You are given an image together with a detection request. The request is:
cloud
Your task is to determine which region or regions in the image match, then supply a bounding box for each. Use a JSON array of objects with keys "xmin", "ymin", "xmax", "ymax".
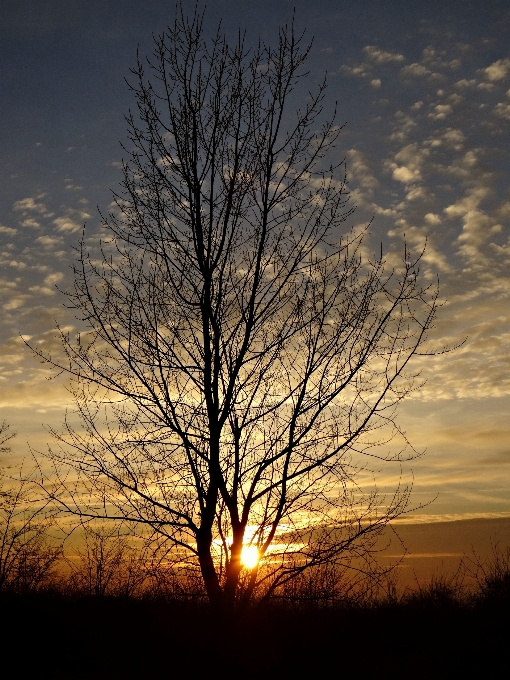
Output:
[
  {"xmin": 0, "ymin": 277, "xmax": 18, "ymax": 289},
  {"xmin": 53, "ymin": 208, "xmax": 91, "ymax": 234},
  {"xmin": 44, "ymin": 272, "xmax": 64, "ymax": 286},
  {"xmin": 392, "ymin": 166, "xmax": 418, "ymax": 183},
  {"xmin": 53, "ymin": 216, "xmax": 82, "ymax": 233},
  {"xmin": 341, "ymin": 62, "xmax": 371, "ymax": 79},
  {"xmin": 342, "ymin": 46, "xmax": 405, "ymax": 83},
  {"xmin": 35, "ymin": 235, "xmax": 63, "ymax": 248},
  {"xmin": 25, "ymin": 272, "xmax": 64, "ymax": 297},
  {"xmin": 494, "ymin": 102, "xmax": 510, "ymax": 121},
  {"xmin": 442, "ymin": 149, "xmax": 483, "ymax": 180},
  {"xmin": 388, "ymin": 111, "xmax": 418, "ymax": 143},
  {"xmin": 387, "ymin": 221, "xmax": 452, "ymax": 273},
  {"xmin": 424, "ymin": 213, "xmax": 441, "ymax": 225},
  {"xmin": 28, "ymin": 286, "xmax": 56, "ymax": 296},
  {"xmin": 408, "ymin": 335, "xmax": 510, "ymax": 401},
  {"xmin": 405, "ymin": 186, "xmax": 429, "ymax": 201},
  {"xmin": 386, "ymin": 143, "xmax": 427, "ymax": 185},
  {"xmin": 13, "ymin": 196, "xmax": 91, "ymax": 236},
  {"xmin": 495, "ymin": 202, "xmax": 510, "ymax": 220},
  {"xmin": 428, "ymin": 104, "xmax": 453, "ymax": 120},
  {"xmin": 64, "ymin": 179, "xmax": 83, "ymax": 191},
  {"xmin": 400, "ymin": 63, "xmax": 431, "ymax": 78},
  {"xmin": 0, "ymin": 225, "xmax": 17, "ymax": 236},
  {"xmin": 19, "ymin": 218, "xmax": 41, "ymax": 229},
  {"xmin": 421, "ymin": 46, "xmax": 461, "ymax": 71},
  {"xmin": 13, "ymin": 195, "xmax": 48, "ymax": 214},
  {"xmin": 446, "ymin": 93, "xmax": 463, "ymax": 106},
  {"xmin": 13, "ymin": 195, "xmax": 54, "ymax": 230},
  {"xmin": 455, "ymin": 210, "xmax": 502, "ymax": 262},
  {"xmin": 444, "ymin": 187, "xmax": 504, "ymax": 264},
  {"xmin": 6, "ymin": 260, "xmax": 27, "ymax": 270},
  {"xmin": 362, "ymin": 46, "xmax": 404, "ymax": 64},
  {"xmin": 445, "ymin": 186, "xmax": 491, "ymax": 219},
  {"xmin": 346, "ymin": 149, "xmax": 380, "ymax": 194},
  {"xmin": 454, "ymin": 79, "xmax": 476, "ymax": 89},
  {"xmin": 479, "ymin": 57, "xmax": 510, "ymax": 82},
  {"xmin": 442, "ymin": 128, "xmax": 465, "ymax": 149},
  {"xmin": 424, "ymin": 128, "xmax": 466, "ymax": 151},
  {"xmin": 0, "ymin": 373, "xmax": 72, "ymax": 410},
  {"xmin": 2, "ymin": 295, "xmax": 28, "ymax": 311},
  {"xmin": 0, "ymin": 334, "xmax": 31, "ymax": 367}
]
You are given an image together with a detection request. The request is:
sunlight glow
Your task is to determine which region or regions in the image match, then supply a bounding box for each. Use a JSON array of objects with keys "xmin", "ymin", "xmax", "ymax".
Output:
[{"xmin": 240, "ymin": 545, "xmax": 259, "ymax": 569}]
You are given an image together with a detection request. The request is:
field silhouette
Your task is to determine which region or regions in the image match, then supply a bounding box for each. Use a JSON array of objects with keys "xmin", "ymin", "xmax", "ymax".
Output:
[{"xmin": 2, "ymin": 526, "xmax": 509, "ymax": 678}]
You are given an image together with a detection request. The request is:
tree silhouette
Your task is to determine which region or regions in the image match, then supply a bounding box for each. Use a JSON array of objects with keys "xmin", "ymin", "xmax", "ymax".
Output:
[
  {"xmin": 65, "ymin": 524, "xmax": 149, "ymax": 598},
  {"xmin": 35, "ymin": 8, "xmax": 439, "ymax": 614},
  {"xmin": 0, "ymin": 423, "xmax": 61, "ymax": 592}
]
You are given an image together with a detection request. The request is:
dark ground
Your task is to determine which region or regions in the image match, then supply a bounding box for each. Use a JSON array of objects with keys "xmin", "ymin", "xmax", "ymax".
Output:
[{"xmin": 1, "ymin": 591, "xmax": 509, "ymax": 679}]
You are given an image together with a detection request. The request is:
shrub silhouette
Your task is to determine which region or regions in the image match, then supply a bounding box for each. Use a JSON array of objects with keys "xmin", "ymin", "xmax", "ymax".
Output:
[
  {"xmin": 65, "ymin": 524, "xmax": 149, "ymax": 598},
  {"xmin": 472, "ymin": 543, "xmax": 510, "ymax": 605},
  {"xmin": 0, "ymin": 424, "xmax": 61, "ymax": 593}
]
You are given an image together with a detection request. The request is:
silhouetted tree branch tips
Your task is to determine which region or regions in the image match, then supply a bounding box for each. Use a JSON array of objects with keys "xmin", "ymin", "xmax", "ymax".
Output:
[
  {"xmin": 32, "ymin": 7, "xmax": 439, "ymax": 613},
  {"xmin": 0, "ymin": 425, "xmax": 61, "ymax": 593}
]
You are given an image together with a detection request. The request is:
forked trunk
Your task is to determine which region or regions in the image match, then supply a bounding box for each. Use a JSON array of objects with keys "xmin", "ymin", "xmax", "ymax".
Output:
[{"xmin": 199, "ymin": 538, "xmax": 246, "ymax": 619}]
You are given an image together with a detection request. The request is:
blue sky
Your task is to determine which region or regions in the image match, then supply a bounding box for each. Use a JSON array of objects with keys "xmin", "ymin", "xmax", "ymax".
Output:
[{"xmin": 1, "ymin": 0, "xmax": 509, "ymax": 521}]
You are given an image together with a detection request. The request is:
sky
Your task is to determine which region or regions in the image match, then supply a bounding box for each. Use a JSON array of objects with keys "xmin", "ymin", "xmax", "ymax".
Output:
[{"xmin": 1, "ymin": 0, "xmax": 509, "ymax": 524}]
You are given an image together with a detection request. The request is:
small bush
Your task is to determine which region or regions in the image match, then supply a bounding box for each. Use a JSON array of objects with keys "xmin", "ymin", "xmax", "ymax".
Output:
[{"xmin": 472, "ymin": 543, "xmax": 510, "ymax": 605}]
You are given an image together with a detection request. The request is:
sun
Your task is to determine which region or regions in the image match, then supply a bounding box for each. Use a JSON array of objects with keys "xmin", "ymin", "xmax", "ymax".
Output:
[{"xmin": 240, "ymin": 545, "xmax": 259, "ymax": 569}]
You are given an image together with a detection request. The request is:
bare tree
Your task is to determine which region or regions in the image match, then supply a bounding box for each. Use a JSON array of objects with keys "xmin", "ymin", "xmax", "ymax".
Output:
[
  {"xmin": 0, "ymin": 424, "xmax": 61, "ymax": 592},
  {"xmin": 0, "ymin": 421, "xmax": 14, "ymax": 457},
  {"xmin": 35, "ymin": 7, "xmax": 439, "ymax": 614},
  {"xmin": 65, "ymin": 524, "xmax": 149, "ymax": 597}
]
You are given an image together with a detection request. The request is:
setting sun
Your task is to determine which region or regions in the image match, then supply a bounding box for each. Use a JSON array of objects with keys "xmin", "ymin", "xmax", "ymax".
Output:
[{"xmin": 240, "ymin": 545, "xmax": 259, "ymax": 569}]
